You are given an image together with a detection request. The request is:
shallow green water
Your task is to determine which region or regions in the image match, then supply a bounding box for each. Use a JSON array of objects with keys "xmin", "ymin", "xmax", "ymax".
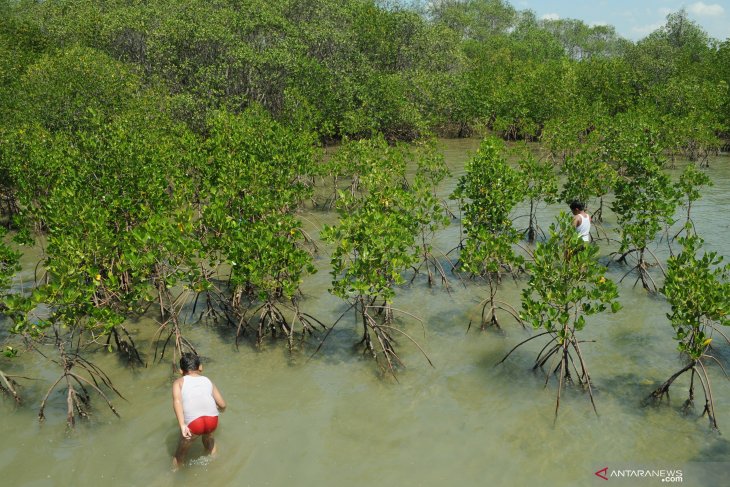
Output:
[{"xmin": 1, "ymin": 140, "xmax": 729, "ymax": 487}]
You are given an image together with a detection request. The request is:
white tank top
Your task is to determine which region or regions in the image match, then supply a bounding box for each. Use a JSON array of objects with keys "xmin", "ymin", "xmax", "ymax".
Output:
[
  {"xmin": 576, "ymin": 213, "xmax": 591, "ymax": 242},
  {"xmin": 181, "ymin": 375, "xmax": 219, "ymax": 424}
]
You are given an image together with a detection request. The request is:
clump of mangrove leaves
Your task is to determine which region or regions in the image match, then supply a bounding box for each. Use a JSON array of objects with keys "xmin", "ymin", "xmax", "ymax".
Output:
[
  {"xmin": 200, "ymin": 108, "xmax": 322, "ymax": 350},
  {"xmin": 649, "ymin": 231, "xmax": 729, "ymax": 431},
  {"xmin": 672, "ymin": 164, "xmax": 713, "ymax": 241},
  {"xmin": 321, "ymin": 136, "xmax": 436, "ymax": 374},
  {"xmin": 609, "ymin": 119, "xmax": 679, "ymax": 292},
  {"xmin": 501, "ymin": 214, "xmax": 621, "ymax": 417},
  {"xmin": 515, "ymin": 146, "xmax": 558, "ymax": 243},
  {"xmin": 451, "ymin": 137, "xmax": 524, "ymax": 329}
]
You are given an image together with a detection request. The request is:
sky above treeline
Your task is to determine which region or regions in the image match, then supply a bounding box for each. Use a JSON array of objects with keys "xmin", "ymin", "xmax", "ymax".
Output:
[
  {"xmin": 404, "ymin": 1, "xmax": 730, "ymax": 42},
  {"xmin": 520, "ymin": 0, "xmax": 730, "ymax": 41}
]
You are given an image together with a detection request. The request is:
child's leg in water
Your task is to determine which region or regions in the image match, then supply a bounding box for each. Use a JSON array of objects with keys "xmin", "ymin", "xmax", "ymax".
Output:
[
  {"xmin": 202, "ymin": 433, "xmax": 217, "ymax": 456},
  {"xmin": 172, "ymin": 435, "xmax": 195, "ymax": 470}
]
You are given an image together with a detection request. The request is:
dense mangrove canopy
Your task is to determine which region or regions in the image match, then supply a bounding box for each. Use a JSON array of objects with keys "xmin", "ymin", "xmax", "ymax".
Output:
[
  {"xmin": 0, "ymin": 0, "xmax": 728, "ymax": 140},
  {"xmin": 0, "ymin": 0, "xmax": 729, "ymax": 429}
]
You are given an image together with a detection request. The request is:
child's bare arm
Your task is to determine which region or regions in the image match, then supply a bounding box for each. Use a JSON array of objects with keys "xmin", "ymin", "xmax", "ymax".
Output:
[
  {"xmin": 572, "ymin": 214, "xmax": 581, "ymax": 227},
  {"xmin": 172, "ymin": 379, "xmax": 191, "ymax": 438},
  {"xmin": 212, "ymin": 384, "xmax": 226, "ymax": 411}
]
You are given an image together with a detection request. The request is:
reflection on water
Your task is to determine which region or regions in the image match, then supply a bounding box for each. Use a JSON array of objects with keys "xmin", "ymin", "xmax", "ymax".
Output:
[{"xmin": 1, "ymin": 140, "xmax": 728, "ymax": 487}]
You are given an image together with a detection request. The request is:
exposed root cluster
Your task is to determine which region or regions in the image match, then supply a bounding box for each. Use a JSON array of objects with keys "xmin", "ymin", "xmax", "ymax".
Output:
[
  {"xmin": 38, "ymin": 331, "xmax": 123, "ymax": 427},
  {"xmin": 498, "ymin": 329, "xmax": 597, "ymax": 419},
  {"xmin": 647, "ymin": 360, "xmax": 720, "ymax": 431}
]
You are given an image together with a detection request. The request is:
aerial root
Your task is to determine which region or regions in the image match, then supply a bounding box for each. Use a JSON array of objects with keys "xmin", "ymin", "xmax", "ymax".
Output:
[
  {"xmin": 0, "ymin": 369, "xmax": 21, "ymax": 404},
  {"xmin": 647, "ymin": 361, "xmax": 695, "ymax": 404}
]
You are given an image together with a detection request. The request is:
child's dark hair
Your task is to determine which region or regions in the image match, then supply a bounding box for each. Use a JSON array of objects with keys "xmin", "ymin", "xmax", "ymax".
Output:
[
  {"xmin": 180, "ymin": 353, "xmax": 201, "ymax": 374},
  {"xmin": 569, "ymin": 200, "xmax": 585, "ymax": 212}
]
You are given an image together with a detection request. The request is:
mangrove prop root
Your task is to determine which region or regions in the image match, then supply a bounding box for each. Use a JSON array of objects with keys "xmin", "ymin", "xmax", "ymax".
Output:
[
  {"xmin": 572, "ymin": 339, "xmax": 598, "ymax": 414},
  {"xmin": 498, "ymin": 331, "xmax": 597, "ymax": 418},
  {"xmin": 362, "ymin": 306, "xmax": 398, "ymax": 374},
  {"xmin": 646, "ymin": 360, "xmax": 721, "ymax": 429},
  {"xmin": 207, "ymin": 286, "xmax": 326, "ymax": 350},
  {"xmin": 615, "ymin": 248, "xmax": 660, "ymax": 293},
  {"xmin": 696, "ymin": 360, "xmax": 719, "ymax": 430},
  {"xmin": 681, "ymin": 369, "xmax": 696, "ymax": 414},
  {"xmin": 107, "ymin": 326, "xmax": 145, "ymax": 366},
  {"xmin": 0, "ymin": 369, "xmax": 21, "ymax": 404},
  {"xmin": 495, "ymin": 331, "xmax": 553, "ymax": 366},
  {"xmin": 648, "ymin": 361, "xmax": 695, "ymax": 402},
  {"xmin": 308, "ymin": 302, "xmax": 357, "ymax": 361},
  {"xmin": 39, "ymin": 347, "xmax": 123, "ymax": 426}
]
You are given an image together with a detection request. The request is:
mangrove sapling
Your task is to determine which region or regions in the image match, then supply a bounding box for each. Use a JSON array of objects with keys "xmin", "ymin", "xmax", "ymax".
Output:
[
  {"xmin": 671, "ymin": 164, "xmax": 712, "ymax": 241},
  {"xmin": 114, "ymin": 205, "xmax": 205, "ymax": 366},
  {"xmin": 461, "ymin": 230, "xmax": 525, "ymax": 330},
  {"xmin": 501, "ymin": 214, "xmax": 621, "ymax": 418},
  {"xmin": 200, "ymin": 110, "xmax": 321, "ymax": 350},
  {"xmin": 199, "ymin": 213, "xmax": 323, "ymax": 351},
  {"xmin": 322, "ymin": 135, "xmax": 409, "ymax": 205},
  {"xmin": 3, "ymin": 264, "xmax": 132, "ymax": 424},
  {"xmin": 516, "ymin": 148, "xmax": 558, "ymax": 243},
  {"xmin": 408, "ymin": 139, "xmax": 452, "ymax": 288},
  {"xmin": 223, "ymin": 216, "xmax": 322, "ymax": 350},
  {"xmin": 323, "ymin": 191, "xmax": 419, "ymax": 372},
  {"xmin": 648, "ymin": 232, "xmax": 729, "ymax": 430},
  {"xmin": 610, "ymin": 156, "xmax": 679, "ymax": 292},
  {"xmin": 322, "ymin": 147, "xmax": 432, "ymax": 374},
  {"xmin": 3, "ymin": 111, "xmax": 205, "ymax": 367},
  {"xmin": 451, "ymin": 137, "xmax": 525, "ymax": 329}
]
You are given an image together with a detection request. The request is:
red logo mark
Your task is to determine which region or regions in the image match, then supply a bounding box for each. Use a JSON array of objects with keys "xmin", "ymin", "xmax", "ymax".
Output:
[{"xmin": 595, "ymin": 467, "xmax": 609, "ymax": 480}]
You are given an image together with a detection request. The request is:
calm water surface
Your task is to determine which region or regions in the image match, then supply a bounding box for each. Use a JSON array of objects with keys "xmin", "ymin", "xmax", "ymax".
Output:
[{"xmin": 1, "ymin": 139, "xmax": 729, "ymax": 487}]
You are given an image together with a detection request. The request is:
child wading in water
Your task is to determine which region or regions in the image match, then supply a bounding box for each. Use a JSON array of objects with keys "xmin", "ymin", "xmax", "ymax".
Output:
[
  {"xmin": 570, "ymin": 200, "xmax": 591, "ymax": 243},
  {"xmin": 172, "ymin": 353, "xmax": 226, "ymax": 470}
]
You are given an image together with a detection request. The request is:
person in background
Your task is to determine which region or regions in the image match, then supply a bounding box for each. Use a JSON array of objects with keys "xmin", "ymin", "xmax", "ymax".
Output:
[
  {"xmin": 172, "ymin": 353, "xmax": 226, "ymax": 470},
  {"xmin": 570, "ymin": 200, "xmax": 591, "ymax": 243}
]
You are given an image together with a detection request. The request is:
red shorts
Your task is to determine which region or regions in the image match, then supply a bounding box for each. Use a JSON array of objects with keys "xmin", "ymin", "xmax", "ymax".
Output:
[{"xmin": 188, "ymin": 416, "xmax": 218, "ymax": 436}]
